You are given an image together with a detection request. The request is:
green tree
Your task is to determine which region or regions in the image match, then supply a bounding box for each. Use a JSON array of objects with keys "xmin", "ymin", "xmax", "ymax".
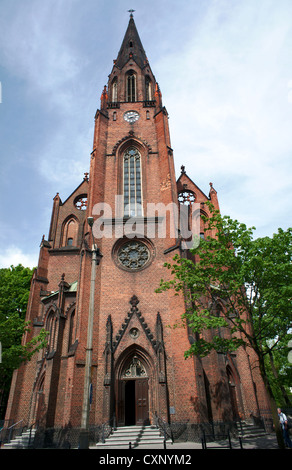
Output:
[
  {"xmin": 265, "ymin": 347, "xmax": 292, "ymax": 407},
  {"xmin": 0, "ymin": 265, "xmax": 48, "ymax": 418},
  {"xmin": 156, "ymin": 203, "xmax": 292, "ymax": 448}
]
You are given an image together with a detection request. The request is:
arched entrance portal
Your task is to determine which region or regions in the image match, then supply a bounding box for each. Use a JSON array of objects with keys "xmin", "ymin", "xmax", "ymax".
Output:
[{"xmin": 116, "ymin": 351, "xmax": 151, "ymax": 426}]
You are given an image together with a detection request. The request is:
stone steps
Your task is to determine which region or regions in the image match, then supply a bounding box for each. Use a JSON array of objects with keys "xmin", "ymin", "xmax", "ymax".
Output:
[
  {"xmin": 237, "ymin": 421, "xmax": 267, "ymax": 439},
  {"xmin": 95, "ymin": 425, "xmax": 171, "ymax": 449},
  {"xmin": 3, "ymin": 429, "xmax": 36, "ymax": 449}
]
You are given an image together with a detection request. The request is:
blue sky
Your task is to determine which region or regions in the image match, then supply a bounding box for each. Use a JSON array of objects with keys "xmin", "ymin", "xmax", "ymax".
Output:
[{"xmin": 0, "ymin": 0, "xmax": 291, "ymax": 268}]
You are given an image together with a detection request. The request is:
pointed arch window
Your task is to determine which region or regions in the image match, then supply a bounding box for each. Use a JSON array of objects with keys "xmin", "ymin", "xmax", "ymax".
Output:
[
  {"xmin": 46, "ymin": 310, "xmax": 57, "ymax": 352},
  {"xmin": 68, "ymin": 309, "xmax": 75, "ymax": 352},
  {"xmin": 126, "ymin": 72, "xmax": 136, "ymax": 102},
  {"xmin": 123, "ymin": 147, "xmax": 142, "ymax": 217},
  {"xmin": 112, "ymin": 78, "xmax": 118, "ymax": 103},
  {"xmin": 62, "ymin": 217, "xmax": 78, "ymax": 247},
  {"xmin": 145, "ymin": 76, "xmax": 152, "ymax": 101}
]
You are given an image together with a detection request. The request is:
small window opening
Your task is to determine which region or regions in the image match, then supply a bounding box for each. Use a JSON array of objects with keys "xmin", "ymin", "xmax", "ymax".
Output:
[
  {"xmin": 127, "ymin": 73, "xmax": 136, "ymax": 102},
  {"xmin": 112, "ymin": 78, "xmax": 118, "ymax": 103},
  {"xmin": 145, "ymin": 76, "xmax": 152, "ymax": 101}
]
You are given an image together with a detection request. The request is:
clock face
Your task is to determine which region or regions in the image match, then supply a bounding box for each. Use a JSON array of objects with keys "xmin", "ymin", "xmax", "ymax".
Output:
[{"xmin": 124, "ymin": 111, "xmax": 139, "ymax": 123}]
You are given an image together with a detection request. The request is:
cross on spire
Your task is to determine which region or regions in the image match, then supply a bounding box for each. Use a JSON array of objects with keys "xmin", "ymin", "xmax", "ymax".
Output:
[{"xmin": 128, "ymin": 9, "xmax": 135, "ymax": 17}]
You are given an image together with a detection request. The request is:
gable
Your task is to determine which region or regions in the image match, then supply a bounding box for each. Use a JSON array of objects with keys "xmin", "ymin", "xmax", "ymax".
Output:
[{"xmin": 177, "ymin": 170, "xmax": 210, "ymax": 203}]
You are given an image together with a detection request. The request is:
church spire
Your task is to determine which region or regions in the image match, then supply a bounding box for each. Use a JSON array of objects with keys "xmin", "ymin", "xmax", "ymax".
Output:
[{"xmin": 115, "ymin": 14, "xmax": 148, "ymax": 70}]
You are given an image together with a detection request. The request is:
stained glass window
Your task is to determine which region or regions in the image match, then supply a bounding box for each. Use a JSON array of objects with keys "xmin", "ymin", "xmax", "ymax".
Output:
[
  {"xmin": 118, "ymin": 241, "xmax": 149, "ymax": 270},
  {"xmin": 178, "ymin": 190, "xmax": 195, "ymax": 205},
  {"xmin": 122, "ymin": 356, "xmax": 147, "ymax": 378},
  {"xmin": 124, "ymin": 147, "xmax": 142, "ymax": 217}
]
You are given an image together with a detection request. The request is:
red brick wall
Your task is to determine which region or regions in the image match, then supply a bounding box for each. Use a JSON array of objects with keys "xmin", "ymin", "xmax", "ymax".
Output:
[{"xmin": 5, "ymin": 21, "xmax": 271, "ymax": 431}]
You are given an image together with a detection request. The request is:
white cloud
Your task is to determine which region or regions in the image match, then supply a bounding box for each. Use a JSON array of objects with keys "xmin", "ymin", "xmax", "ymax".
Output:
[
  {"xmin": 0, "ymin": 0, "xmax": 291, "ymax": 270},
  {"xmin": 0, "ymin": 0, "xmax": 84, "ymax": 112},
  {"xmin": 0, "ymin": 246, "xmax": 38, "ymax": 269},
  {"xmin": 0, "ymin": 1, "xmax": 97, "ymax": 193},
  {"xmin": 37, "ymin": 122, "xmax": 92, "ymax": 190},
  {"xmin": 155, "ymin": 0, "xmax": 292, "ymax": 236}
]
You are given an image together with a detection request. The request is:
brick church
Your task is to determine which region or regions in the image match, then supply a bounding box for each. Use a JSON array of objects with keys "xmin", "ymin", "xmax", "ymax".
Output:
[{"xmin": 5, "ymin": 14, "xmax": 270, "ymax": 444}]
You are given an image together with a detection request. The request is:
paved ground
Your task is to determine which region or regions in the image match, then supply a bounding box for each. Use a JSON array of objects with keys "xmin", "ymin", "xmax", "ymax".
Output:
[{"xmin": 90, "ymin": 433, "xmax": 283, "ymax": 450}]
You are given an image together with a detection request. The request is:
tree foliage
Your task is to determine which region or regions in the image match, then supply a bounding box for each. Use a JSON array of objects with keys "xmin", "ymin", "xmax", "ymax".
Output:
[
  {"xmin": 156, "ymin": 202, "xmax": 292, "ymax": 447},
  {"xmin": 0, "ymin": 265, "xmax": 48, "ymax": 418}
]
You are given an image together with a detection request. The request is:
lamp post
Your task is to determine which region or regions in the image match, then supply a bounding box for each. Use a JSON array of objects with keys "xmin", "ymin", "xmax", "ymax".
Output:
[{"xmin": 79, "ymin": 216, "xmax": 102, "ymax": 449}]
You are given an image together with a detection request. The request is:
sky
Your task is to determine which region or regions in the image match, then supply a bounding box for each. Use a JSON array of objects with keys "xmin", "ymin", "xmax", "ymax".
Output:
[{"xmin": 0, "ymin": 0, "xmax": 291, "ymax": 269}]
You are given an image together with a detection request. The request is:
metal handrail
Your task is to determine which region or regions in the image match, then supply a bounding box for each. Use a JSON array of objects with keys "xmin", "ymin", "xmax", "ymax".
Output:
[
  {"xmin": 201, "ymin": 429, "xmax": 234, "ymax": 449},
  {"xmin": 7, "ymin": 419, "xmax": 24, "ymax": 430},
  {"xmin": 6, "ymin": 419, "xmax": 25, "ymax": 444},
  {"xmin": 4, "ymin": 419, "xmax": 37, "ymax": 446},
  {"xmin": 101, "ymin": 415, "xmax": 116, "ymax": 443},
  {"xmin": 153, "ymin": 411, "xmax": 174, "ymax": 443},
  {"xmin": 27, "ymin": 420, "xmax": 38, "ymax": 447}
]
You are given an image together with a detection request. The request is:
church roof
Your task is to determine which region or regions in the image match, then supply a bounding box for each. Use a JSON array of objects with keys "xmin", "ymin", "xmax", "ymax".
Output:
[
  {"xmin": 41, "ymin": 280, "xmax": 77, "ymax": 302},
  {"xmin": 115, "ymin": 15, "xmax": 148, "ymax": 69}
]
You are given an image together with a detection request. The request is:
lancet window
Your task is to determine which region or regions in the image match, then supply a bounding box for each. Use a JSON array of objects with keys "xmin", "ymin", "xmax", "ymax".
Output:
[
  {"xmin": 145, "ymin": 76, "xmax": 152, "ymax": 101},
  {"xmin": 68, "ymin": 309, "xmax": 75, "ymax": 351},
  {"xmin": 62, "ymin": 217, "xmax": 78, "ymax": 247},
  {"xmin": 126, "ymin": 72, "xmax": 136, "ymax": 102},
  {"xmin": 46, "ymin": 310, "xmax": 57, "ymax": 352},
  {"xmin": 123, "ymin": 147, "xmax": 142, "ymax": 217},
  {"xmin": 111, "ymin": 78, "xmax": 118, "ymax": 103}
]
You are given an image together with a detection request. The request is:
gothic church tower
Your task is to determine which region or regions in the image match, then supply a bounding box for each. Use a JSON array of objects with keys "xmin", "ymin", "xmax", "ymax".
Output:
[{"xmin": 5, "ymin": 14, "xmax": 270, "ymax": 443}]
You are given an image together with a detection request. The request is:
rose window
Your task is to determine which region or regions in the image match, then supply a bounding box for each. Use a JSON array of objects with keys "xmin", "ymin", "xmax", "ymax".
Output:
[
  {"xmin": 74, "ymin": 195, "xmax": 88, "ymax": 210},
  {"xmin": 178, "ymin": 190, "xmax": 195, "ymax": 205},
  {"xmin": 117, "ymin": 241, "xmax": 150, "ymax": 270}
]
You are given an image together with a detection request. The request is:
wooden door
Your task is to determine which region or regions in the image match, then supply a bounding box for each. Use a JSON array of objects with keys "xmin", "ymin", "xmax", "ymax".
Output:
[{"xmin": 135, "ymin": 379, "xmax": 149, "ymax": 425}]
